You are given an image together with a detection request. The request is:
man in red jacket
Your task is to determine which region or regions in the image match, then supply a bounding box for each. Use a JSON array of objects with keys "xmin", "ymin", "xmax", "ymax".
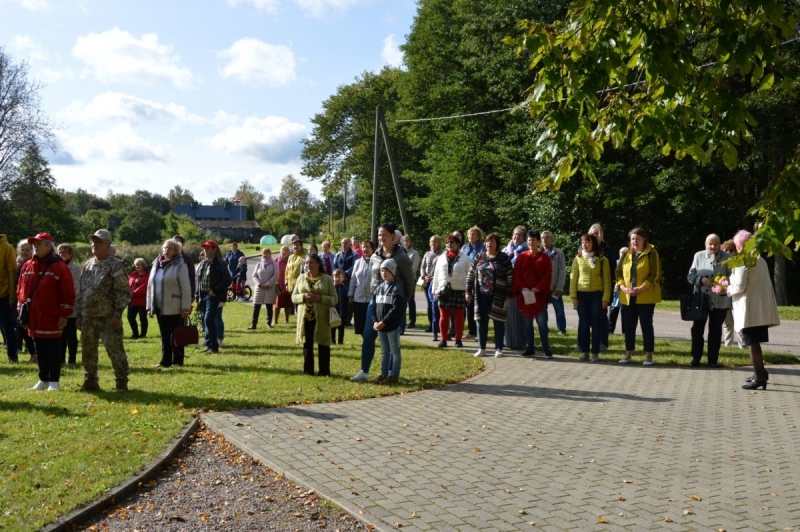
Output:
[{"xmin": 17, "ymin": 233, "xmax": 75, "ymax": 391}]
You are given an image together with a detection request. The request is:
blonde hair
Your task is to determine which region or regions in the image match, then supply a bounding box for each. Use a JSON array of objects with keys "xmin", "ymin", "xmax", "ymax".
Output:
[{"xmin": 134, "ymin": 257, "xmax": 147, "ymax": 269}]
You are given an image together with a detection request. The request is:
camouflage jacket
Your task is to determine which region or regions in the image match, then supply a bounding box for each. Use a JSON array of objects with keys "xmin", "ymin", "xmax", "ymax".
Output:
[{"xmin": 76, "ymin": 256, "xmax": 131, "ymax": 319}]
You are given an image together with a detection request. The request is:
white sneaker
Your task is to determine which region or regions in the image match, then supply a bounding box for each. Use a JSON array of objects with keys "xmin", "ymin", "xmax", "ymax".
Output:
[
  {"xmin": 29, "ymin": 380, "xmax": 49, "ymax": 391},
  {"xmin": 474, "ymin": 349, "xmax": 486, "ymax": 357},
  {"xmin": 494, "ymin": 349, "xmax": 504, "ymax": 358},
  {"xmin": 217, "ymin": 339, "xmax": 224, "ymax": 347},
  {"xmin": 47, "ymin": 382, "xmax": 60, "ymax": 391},
  {"xmin": 350, "ymin": 370, "xmax": 369, "ymax": 382}
]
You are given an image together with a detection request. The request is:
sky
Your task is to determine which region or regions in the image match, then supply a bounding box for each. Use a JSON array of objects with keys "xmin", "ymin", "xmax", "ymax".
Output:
[{"xmin": 0, "ymin": 0, "xmax": 417, "ymax": 204}]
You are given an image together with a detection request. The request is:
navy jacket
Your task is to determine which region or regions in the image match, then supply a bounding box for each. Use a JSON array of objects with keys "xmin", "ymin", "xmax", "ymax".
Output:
[
  {"xmin": 372, "ymin": 280, "xmax": 405, "ymax": 333},
  {"xmin": 333, "ymin": 249, "xmax": 357, "ymax": 281}
]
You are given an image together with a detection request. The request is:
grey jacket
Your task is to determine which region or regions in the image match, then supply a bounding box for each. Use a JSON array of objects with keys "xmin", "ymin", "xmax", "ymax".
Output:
[
  {"xmin": 687, "ymin": 250, "xmax": 731, "ymax": 310},
  {"xmin": 147, "ymin": 255, "xmax": 192, "ymax": 316},
  {"xmin": 544, "ymin": 246, "xmax": 566, "ymax": 293}
]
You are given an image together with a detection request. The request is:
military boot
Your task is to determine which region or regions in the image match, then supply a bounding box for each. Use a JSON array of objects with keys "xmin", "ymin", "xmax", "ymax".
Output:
[
  {"xmin": 79, "ymin": 380, "xmax": 100, "ymax": 392},
  {"xmin": 113, "ymin": 379, "xmax": 128, "ymax": 393}
]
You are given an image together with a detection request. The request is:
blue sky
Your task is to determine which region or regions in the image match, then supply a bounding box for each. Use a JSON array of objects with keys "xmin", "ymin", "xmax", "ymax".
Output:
[{"xmin": 0, "ymin": 0, "xmax": 416, "ymax": 204}]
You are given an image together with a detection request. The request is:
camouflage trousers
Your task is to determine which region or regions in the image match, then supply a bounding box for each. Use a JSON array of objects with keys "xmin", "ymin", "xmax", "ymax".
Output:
[{"xmin": 81, "ymin": 317, "xmax": 129, "ymax": 385}]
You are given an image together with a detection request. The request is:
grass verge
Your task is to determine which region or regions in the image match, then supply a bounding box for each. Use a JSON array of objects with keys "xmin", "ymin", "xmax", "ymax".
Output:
[{"xmin": 0, "ymin": 303, "xmax": 481, "ymax": 532}]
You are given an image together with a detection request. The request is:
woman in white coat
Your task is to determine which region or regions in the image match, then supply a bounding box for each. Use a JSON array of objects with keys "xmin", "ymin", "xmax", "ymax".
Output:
[
  {"xmin": 728, "ymin": 230, "xmax": 780, "ymax": 390},
  {"xmin": 147, "ymin": 239, "xmax": 191, "ymax": 368},
  {"xmin": 250, "ymin": 248, "xmax": 279, "ymax": 329},
  {"xmin": 432, "ymin": 234, "xmax": 470, "ymax": 348}
]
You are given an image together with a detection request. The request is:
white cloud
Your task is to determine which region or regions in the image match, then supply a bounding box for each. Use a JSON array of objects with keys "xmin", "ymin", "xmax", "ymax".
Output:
[
  {"xmin": 63, "ymin": 92, "xmax": 205, "ymax": 126},
  {"xmin": 2, "ymin": 0, "xmax": 50, "ymax": 11},
  {"xmin": 293, "ymin": 0, "xmax": 365, "ymax": 17},
  {"xmin": 381, "ymin": 34, "xmax": 404, "ymax": 68},
  {"xmin": 227, "ymin": 0, "xmax": 279, "ymax": 13},
  {"xmin": 72, "ymin": 27, "xmax": 194, "ymax": 88},
  {"xmin": 208, "ymin": 113, "xmax": 306, "ymax": 163},
  {"xmin": 56, "ymin": 125, "xmax": 169, "ymax": 162},
  {"xmin": 218, "ymin": 38, "xmax": 296, "ymax": 86},
  {"xmin": 9, "ymin": 35, "xmax": 48, "ymax": 63}
]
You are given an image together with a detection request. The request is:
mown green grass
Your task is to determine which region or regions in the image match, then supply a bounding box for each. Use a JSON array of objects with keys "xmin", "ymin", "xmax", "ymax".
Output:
[
  {"xmin": 658, "ymin": 299, "xmax": 800, "ymax": 321},
  {"xmin": 0, "ymin": 303, "xmax": 482, "ymax": 532}
]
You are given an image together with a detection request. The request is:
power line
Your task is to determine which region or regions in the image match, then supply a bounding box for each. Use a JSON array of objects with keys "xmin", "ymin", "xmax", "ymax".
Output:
[{"xmin": 394, "ymin": 107, "xmax": 516, "ymax": 124}]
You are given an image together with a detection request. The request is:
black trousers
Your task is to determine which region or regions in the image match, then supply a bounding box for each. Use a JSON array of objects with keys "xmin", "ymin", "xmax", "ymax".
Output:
[
  {"xmin": 331, "ymin": 324, "xmax": 345, "ymax": 344},
  {"xmin": 251, "ymin": 304, "xmax": 274, "ymax": 327},
  {"xmin": 59, "ymin": 317, "xmax": 78, "ymax": 364},
  {"xmin": 303, "ymin": 319, "xmax": 331, "ymax": 376},
  {"xmin": 33, "ymin": 337, "xmax": 61, "ymax": 382},
  {"xmin": 156, "ymin": 311, "xmax": 185, "ymax": 366},
  {"xmin": 691, "ymin": 307, "xmax": 728, "ymax": 364},
  {"xmin": 127, "ymin": 305, "xmax": 148, "ymax": 337}
]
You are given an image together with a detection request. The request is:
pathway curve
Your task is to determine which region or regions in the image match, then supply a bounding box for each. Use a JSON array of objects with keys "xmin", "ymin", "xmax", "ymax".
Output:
[{"xmin": 204, "ymin": 340, "xmax": 800, "ymax": 531}]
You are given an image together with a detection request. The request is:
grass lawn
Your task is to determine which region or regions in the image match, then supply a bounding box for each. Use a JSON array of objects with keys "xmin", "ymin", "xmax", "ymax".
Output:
[
  {"xmin": 0, "ymin": 303, "xmax": 481, "ymax": 532},
  {"xmin": 658, "ymin": 299, "xmax": 800, "ymax": 321}
]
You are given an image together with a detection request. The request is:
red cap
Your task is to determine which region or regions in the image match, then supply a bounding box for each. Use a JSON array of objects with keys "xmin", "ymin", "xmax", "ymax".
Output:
[
  {"xmin": 28, "ymin": 232, "xmax": 55, "ymax": 245},
  {"xmin": 200, "ymin": 240, "xmax": 219, "ymax": 249}
]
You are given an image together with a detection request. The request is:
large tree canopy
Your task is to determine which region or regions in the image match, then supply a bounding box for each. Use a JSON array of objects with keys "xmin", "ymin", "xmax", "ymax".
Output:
[{"xmin": 507, "ymin": 0, "xmax": 800, "ymax": 264}]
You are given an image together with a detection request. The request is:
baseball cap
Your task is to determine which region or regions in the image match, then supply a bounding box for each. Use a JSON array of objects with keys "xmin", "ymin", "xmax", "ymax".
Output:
[
  {"xmin": 88, "ymin": 229, "xmax": 112, "ymax": 243},
  {"xmin": 200, "ymin": 240, "xmax": 219, "ymax": 249},
  {"xmin": 28, "ymin": 232, "xmax": 55, "ymax": 245}
]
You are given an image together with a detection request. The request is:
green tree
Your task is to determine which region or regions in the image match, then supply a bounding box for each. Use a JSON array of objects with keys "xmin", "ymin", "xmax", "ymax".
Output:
[
  {"xmin": 212, "ymin": 197, "xmax": 229, "ymax": 207},
  {"xmin": 131, "ymin": 190, "xmax": 171, "ymax": 215},
  {"xmin": 0, "ymin": 48, "xmax": 54, "ymax": 196},
  {"xmin": 167, "ymin": 185, "xmax": 195, "ymax": 208},
  {"xmin": 506, "ymin": 0, "xmax": 800, "ymax": 264},
  {"xmin": 8, "ymin": 143, "xmax": 79, "ymax": 242},
  {"xmin": 234, "ymin": 179, "xmax": 266, "ymax": 213},
  {"xmin": 116, "ymin": 206, "xmax": 165, "ymax": 245},
  {"xmin": 161, "ymin": 212, "xmax": 209, "ymax": 243}
]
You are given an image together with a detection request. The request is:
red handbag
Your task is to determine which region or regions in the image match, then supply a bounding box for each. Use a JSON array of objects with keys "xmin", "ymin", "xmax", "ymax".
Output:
[{"xmin": 171, "ymin": 318, "xmax": 199, "ymax": 348}]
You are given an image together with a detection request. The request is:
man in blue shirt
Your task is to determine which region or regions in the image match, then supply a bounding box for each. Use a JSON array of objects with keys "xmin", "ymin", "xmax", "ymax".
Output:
[{"xmin": 225, "ymin": 242, "xmax": 245, "ymax": 280}]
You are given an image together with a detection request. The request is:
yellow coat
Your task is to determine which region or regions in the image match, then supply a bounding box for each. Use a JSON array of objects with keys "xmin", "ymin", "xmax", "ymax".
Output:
[
  {"xmin": 285, "ymin": 249, "xmax": 305, "ymax": 293},
  {"xmin": 291, "ymin": 273, "xmax": 337, "ymax": 347},
  {"xmin": 615, "ymin": 244, "xmax": 662, "ymax": 305}
]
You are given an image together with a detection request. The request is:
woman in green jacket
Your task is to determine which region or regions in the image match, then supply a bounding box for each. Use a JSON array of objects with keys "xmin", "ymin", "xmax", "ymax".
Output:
[
  {"xmin": 292, "ymin": 254, "xmax": 337, "ymax": 376},
  {"xmin": 615, "ymin": 228, "xmax": 662, "ymax": 365},
  {"xmin": 570, "ymin": 234, "xmax": 611, "ymax": 362}
]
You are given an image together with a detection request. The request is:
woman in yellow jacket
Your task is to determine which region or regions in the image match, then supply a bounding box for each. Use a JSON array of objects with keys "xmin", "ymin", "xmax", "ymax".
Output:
[
  {"xmin": 615, "ymin": 227, "xmax": 662, "ymax": 365},
  {"xmin": 570, "ymin": 234, "xmax": 611, "ymax": 362}
]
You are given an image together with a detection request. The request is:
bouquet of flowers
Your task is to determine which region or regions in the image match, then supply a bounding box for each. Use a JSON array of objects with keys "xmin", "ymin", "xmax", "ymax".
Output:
[{"xmin": 710, "ymin": 274, "xmax": 729, "ymax": 294}]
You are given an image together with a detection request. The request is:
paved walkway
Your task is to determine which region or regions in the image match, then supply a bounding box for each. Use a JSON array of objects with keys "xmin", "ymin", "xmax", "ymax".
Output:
[{"xmin": 204, "ymin": 335, "xmax": 800, "ymax": 531}]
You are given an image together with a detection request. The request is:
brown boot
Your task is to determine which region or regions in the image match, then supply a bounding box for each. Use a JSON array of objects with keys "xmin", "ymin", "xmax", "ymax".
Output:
[{"xmin": 79, "ymin": 380, "xmax": 100, "ymax": 392}]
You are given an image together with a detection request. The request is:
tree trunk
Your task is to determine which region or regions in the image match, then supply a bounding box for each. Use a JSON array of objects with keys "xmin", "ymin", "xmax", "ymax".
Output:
[{"xmin": 773, "ymin": 254, "xmax": 787, "ymax": 305}]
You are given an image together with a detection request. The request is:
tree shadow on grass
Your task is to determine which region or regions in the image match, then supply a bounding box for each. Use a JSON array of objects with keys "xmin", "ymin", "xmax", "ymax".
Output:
[{"xmin": 0, "ymin": 399, "xmax": 91, "ymax": 417}]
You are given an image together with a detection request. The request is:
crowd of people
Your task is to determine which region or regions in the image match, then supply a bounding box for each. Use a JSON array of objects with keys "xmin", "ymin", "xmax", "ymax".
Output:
[{"xmin": 0, "ymin": 220, "xmax": 781, "ymax": 392}]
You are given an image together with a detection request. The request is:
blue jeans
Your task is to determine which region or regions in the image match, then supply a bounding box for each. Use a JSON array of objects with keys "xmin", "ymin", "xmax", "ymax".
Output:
[
  {"xmin": 378, "ymin": 328, "xmax": 402, "ymax": 377},
  {"xmin": 360, "ymin": 299, "xmax": 377, "ymax": 372},
  {"xmin": 427, "ymin": 283, "xmax": 439, "ymax": 339},
  {"xmin": 577, "ymin": 291, "xmax": 603, "ymax": 354},
  {"xmin": 215, "ymin": 304, "xmax": 225, "ymax": 340},
  {"xmin": 0, "ymin": 297, "xmax": 18, "ymax": 362},
  {"xmin": 202, "ymin": 295, "xmax": 219, "ymax": 350},
  {"xmin": 524, "ymin": 319, "xmax": 536, "ymax": 351},
  {"xmin": 534, "ymin": 303, "xmax": 551, "ymax": 351},
  {"xmin": 549, "ymin": 294, "xmax": 567, "ymax": 333}
]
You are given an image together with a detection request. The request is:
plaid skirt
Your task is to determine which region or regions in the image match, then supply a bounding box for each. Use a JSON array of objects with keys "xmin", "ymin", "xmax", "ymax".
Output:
[{"xmin": 439, "ymin": 289, "xmax": 467, "ymax": 309}]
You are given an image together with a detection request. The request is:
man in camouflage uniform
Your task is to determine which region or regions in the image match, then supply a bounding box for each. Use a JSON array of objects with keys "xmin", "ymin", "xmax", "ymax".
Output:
[{"xmin": 76, "ymin": 229, "xmax": 131, "ymax": 392}]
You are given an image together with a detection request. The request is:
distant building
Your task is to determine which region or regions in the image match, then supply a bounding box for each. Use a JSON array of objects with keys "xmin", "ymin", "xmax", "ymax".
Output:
[{"xmin": 175, "ymin": 202, "xmax": 261, "ymax": 243}]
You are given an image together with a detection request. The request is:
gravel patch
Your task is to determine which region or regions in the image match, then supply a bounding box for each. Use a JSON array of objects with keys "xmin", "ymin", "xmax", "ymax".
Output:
[{"xmin": 79, "ymin": 423, "xmax": 369, "ymax": 532}]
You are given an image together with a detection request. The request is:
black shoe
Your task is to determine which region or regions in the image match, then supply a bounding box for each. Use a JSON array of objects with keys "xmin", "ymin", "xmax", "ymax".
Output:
[
  {"xmin": 689, "ymin": 359, "xmax": 700, "ymax": 367},
  {"xmin": 8, "ymin": 358, "xmax": 18, "ymax": 364},
  {"xmin": 708, "ymin": 363, "xmax": 720, "ymax": 368},
  {"xmin": 437, "ymin": 341, "xmax": 448, "ymax": 348},
  {"xmin": 408, "ymin": 323, "xmax": 416, "ymax": 329},
  {"xmin": 424, "ymin": 327, "xmax": 432, "ymax": 333},
  {"xmin": 544, "ymin": 349, "xmax": 553, "ymax": 358},
  {"xmin": 521, "ymin": 348, "xmax": 536, "ymax": 357},
  {"xmin": 247, "ymin": 325, "xmax": 257, "ymax": 330},
  {"xmin": 130, "ymin": 334, "xmax": 139, "ymax": 340},
  {"xmin": 454, "ymin": 341, "xmax": 464, "ymax": 348},
  {"xmin": 742, "ymin": 380, "xmax": 767, "ymax": 390},
  {"xmin": 433, "ymin": 334, "xmax": 439, "ymax": 341},
  {"xmin": 745, "ymin": 369, "xmax": 769, "ymax": 383}
]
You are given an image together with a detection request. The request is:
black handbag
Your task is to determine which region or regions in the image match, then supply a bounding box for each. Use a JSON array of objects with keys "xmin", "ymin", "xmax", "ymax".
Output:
[{"xmin": 680, "ymin": 291, "xmax": 709, "ymax": 321}]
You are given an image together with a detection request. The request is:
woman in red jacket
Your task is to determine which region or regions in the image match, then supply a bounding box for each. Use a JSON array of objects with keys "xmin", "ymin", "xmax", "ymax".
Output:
[
  {"xmin": 511, "ymin": 230, "xmax": 552, "ymax": 357},
  {"xmin": 17, "ymin": 233, "xmax": 75, "ymax": 391},
  {"xmin": 127, "ymin": 258, "xmax": 150, "ymax": 339}
]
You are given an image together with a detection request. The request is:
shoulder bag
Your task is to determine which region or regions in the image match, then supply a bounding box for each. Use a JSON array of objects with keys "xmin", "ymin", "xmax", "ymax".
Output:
[{"xmin": 18, "ymin": 260, "xmax": 52, "ymax": 328}]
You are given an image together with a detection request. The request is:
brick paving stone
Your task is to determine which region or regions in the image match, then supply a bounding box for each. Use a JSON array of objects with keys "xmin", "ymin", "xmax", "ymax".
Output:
[{"xmin": 203, "ymin": 332, "xmax": 800, "ymax": 532}]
